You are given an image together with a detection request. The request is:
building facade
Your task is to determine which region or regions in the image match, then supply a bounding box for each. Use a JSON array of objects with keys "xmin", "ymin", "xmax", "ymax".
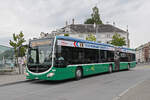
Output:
[
  {"xmin": 41, "ymin": 23, "xmax": 130, "ymax": 47},
  {"xmin": 0, "ymin": 45, "xmax": 14, "ymax": 67},
  {"xmin": 136, "ymin": 42, "xmax": 150, "ymax": 63}
]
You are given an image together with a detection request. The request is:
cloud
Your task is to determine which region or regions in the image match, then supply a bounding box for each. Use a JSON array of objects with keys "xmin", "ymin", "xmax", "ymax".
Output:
[
  {"xmin": 0, "ymin": 0, "xmax": 149, "ymax": 48},
  {"xmin": 99, "ymin": 0, "xmax": 150, "ymax": 48}
]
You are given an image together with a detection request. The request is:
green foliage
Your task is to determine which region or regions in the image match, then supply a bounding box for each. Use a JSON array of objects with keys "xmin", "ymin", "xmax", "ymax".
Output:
[
  {"xmin": 84, "ymin": 18, "xmax": 94, "ymax": 24},
  {"xmin": 110, "ymin": 33, "xmax": 126, "ymax": 46},
  {"xmin": 9, "ymin": 31, "xmax": 26, "ymax": 65},
  {"xmin": 91, "ymin": 6, "xmax": 103, "ymax": 24},
  {"xmin": 9, "ymin": 31, "xmax": 26, "ymax": 57},
  {"xmin": 86, "ymin": 34, "xmax": 96, "ymax": 41},
  {"xmin": 9, "ymin": 31, "xmax": 26, "ymax": 74},
  {"xmin": 84, "ymin": 6, "xmax": 103, "ymax": 24},
  {"xmin": 64, "ymin": 33, "xmax": 69, "ymax": 36}
]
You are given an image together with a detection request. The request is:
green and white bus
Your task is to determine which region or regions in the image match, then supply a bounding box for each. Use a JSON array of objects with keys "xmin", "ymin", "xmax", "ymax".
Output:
[{"xmin": 25, "ymin": 36, "xmax": 136, "ymax": 80}]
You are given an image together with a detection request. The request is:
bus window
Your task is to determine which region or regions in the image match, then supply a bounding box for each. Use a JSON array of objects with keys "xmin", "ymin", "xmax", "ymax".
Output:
[
  {"xmin": 29, "ymin": 50, "xmax": 37, "ymax": 64},
  {"xmin": 72, "ymin": 48, "xmax": 85, "ymax": 64},
  {"xmin": 78, "ymin": 49, "xmax": 85, "ymax": 64},
  {"xmin": 131, "ymin": 54, "xmax": 136, "ymax": 61},
  {"xmin": 55, "ymin": 46, "xmax": 72, "ymax": 67},
  {"xmin": 120, "ymin": 52, "xmax": 128, "ymax": 62},
  {"xmin": 107, "ymin": 51, "xmax": 114, "ymax": 62},
  {"xmin": 127, "ymin": 53, "xmax": 132, "ymax": 62},
  {"xmin": 100, "ymin": 50, "xmax": 107, "ymax": 62},
  {"xmin": 120, "ymin": 53, "xmax": 135, "ymax": 62},
  {"xmin": 84, "ymin": 49, "xmax": 99, "ymax": 64}
]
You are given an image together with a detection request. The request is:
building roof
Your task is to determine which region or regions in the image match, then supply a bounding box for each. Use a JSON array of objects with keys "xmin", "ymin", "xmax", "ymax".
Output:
[
  {"xmin": 0, "ymin": 45, "xmax": 11, "ymax": 48},
  {"xmin": 0, "ymin": 45, "xmax": 12, "ymax": 54},
  {"xmin": 63, "ymin": 24, "xmax": 127, "ymax": 33}
]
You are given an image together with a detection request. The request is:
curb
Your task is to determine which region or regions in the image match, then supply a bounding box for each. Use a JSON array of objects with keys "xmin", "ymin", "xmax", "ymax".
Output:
[{"xmin": 0, "ymin": 79, "xmax": 35, "ymax": 87}]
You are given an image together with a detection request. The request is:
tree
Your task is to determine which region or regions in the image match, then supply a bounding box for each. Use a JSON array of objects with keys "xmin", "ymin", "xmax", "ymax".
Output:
[
  {"xmin": 110, "ymin": 33, "xmax": 126, "ymax": 46},
  {"xmin": 84, "ymin": 18, "xmax": 94, "ymax": 24},
  {"xmin": 84, "ymin": 6, "xmax": 103, "ymax": 24},
  {"xmin": 86, "ymin": 34, "xmax": 96, "ymax": 41},
  {"xmin": 9, "ymin": 31, "xmax": 26, "ymax": 74},
  {"xmin": 64, "ymin": 33, "xmax": 69, "ymax": 36}
]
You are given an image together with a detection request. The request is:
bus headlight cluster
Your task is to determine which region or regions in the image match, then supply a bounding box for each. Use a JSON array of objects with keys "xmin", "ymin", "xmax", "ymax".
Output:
[
  {"xmin": 47, "ymin": 73, "xmax": 55, "ymax": 77},
  {"xmin": 25, "ymin": 72, "xmax": 29, "ymax": 76}
]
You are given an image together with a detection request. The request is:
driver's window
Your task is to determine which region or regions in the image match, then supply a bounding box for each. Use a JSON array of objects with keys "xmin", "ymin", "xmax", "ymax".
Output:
[
  {"xmin": 55, "ymin": 45, "xmax": 66, "ymax": 68},
  {"xmin": 30, "ymin": 50, "xmax": 36, "ymax": 63},
  {"xmin": 44, "ymin": 50, "xmax": 52, "ymax": 62},
  {"xmin": 39, "ymin": 50, "xmax": 45, "ymax": 64}
]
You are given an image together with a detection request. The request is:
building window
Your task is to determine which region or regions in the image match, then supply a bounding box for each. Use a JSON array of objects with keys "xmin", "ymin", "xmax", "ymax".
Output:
[
  {"xmin": 107, "ymin": 41, "xmax": 110, "ymax": 44},
  {"xmin": 106, "ymin": 34, "xmax": 111, "ymax": 38},
  {"xmin": 79, "ymin": 34, "xmax": 83, "ymax": 38}
]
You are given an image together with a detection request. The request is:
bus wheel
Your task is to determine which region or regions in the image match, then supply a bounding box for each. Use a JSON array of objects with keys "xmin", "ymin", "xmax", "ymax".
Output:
[
  {"xmin": 109, "ymin": 65, "xmax": 113, "ymax": 73},
  {"xmin": 127, "ymin": 64, "xmax": 130, "ymax": 70},
  {"xmin": 75, "ymin": 68, "xmax": 82, "ymax": 80}
]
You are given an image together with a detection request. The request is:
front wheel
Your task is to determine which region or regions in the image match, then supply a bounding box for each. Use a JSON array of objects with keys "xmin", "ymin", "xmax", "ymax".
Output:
[{"xmin": 75, "ymin": 68, "xmax": 82, "ymax": 80}]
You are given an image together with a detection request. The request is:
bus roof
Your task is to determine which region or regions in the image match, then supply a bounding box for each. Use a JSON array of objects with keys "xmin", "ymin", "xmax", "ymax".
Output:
[
  {"xmin": 117, "ymin": 46, "xmax": 135, "ymax": 51},
  {"xmin": 29, "ymin": 36, "xmax": 135, "ymax": 53},
  {"xmin": 56, "ymin": 36, "xmax": 135, "ymax": 53},
  {"xmin": 56, "ymin": 36, "xmax": 114, "ymax": 47}
]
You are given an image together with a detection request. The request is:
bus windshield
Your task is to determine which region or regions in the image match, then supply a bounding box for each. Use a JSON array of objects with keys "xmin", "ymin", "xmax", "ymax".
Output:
[{"xmin": 28, "ymin": 39, "xmax": 53, "ymax": 65}]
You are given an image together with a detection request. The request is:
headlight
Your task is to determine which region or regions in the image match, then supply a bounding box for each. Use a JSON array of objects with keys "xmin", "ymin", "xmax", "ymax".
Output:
[
  {"xmin": 25, "ymin": 72, "xmax": 29, "ymax": 76},
  {"xmin": 47, "ymin": 73, "xmax": 54, "ymax": 77}
]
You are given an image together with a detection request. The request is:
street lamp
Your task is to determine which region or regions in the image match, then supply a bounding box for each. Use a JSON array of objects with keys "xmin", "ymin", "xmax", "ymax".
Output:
[{"xmin": 94, "ymin": 23, "xmax": 98, "ymax": 42}]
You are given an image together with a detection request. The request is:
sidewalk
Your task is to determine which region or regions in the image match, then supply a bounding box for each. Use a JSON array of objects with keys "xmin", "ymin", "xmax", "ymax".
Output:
[
  {"xmin": 118, "ymin": 77, "xmax": 150, "ymax": 100},
  {"xmin": 0, "ymin": 74, "xmax": 26, "ymax": 86}
]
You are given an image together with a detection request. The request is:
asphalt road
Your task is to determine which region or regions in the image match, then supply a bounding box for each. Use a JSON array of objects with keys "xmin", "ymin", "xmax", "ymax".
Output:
[{"xmin": 0, "ymin": 64, "xmax": 150, "ymax": 100}]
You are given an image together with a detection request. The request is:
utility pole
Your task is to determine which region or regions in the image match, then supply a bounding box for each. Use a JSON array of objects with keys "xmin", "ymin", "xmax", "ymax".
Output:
[
  {"xmin": 94, "ymin": 23, "xmax": 98, "ymax": 42},
  {"xmin": 127, "ymin": 25, "xmax": 130, "ymax": 48}
]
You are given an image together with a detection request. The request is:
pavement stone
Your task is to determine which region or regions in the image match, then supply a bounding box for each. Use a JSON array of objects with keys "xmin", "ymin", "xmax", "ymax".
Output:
[{"xmin": 0, "ymin": 74, "xmax": 26, "ymax": 86}]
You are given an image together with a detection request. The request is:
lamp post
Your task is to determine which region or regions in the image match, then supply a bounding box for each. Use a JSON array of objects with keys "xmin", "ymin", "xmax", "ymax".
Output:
[
  {"xmin": 94, "ymin": 23, "xmax": 98, "ymax": 42},
  {"xmin": 17, "ymin": 45, "xmax": 23, "ymax": 74}
]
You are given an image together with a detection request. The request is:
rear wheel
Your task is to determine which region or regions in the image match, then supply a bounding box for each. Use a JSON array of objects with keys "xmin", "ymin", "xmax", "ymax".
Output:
[{"xmin": 75, "ymin": 68, "xmax": 82, "ymax": 80}]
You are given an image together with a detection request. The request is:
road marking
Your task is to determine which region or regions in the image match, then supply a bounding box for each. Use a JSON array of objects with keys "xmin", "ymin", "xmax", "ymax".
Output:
[{"xmin": 113, "ymin": 79, "xmax": 147, "ymax": 100}]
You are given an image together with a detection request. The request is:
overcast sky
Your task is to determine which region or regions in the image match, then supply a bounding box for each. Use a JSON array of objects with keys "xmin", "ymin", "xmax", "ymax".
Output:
[{"xmin": 0, "ymin": 0, "xmax": 149, "ymax": 48}]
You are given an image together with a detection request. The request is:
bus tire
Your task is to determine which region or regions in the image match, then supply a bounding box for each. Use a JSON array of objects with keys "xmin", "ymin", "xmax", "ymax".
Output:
[
  {"xmin": 75, "ymin": 67, "xmax": 82, "ymax": 80},
  {"xmin": 127, "ymin": 64, "xmax": 130, "ymax": 70},
  {"xmin": 109, "ymin": 65, "xmax": 113, "ymax": 73}
]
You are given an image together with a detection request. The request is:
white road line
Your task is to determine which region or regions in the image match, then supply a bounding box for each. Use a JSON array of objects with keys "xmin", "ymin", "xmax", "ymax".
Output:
[{"xmin": 112, "ymin": 79, "xmax": 147, "ymax": 100}]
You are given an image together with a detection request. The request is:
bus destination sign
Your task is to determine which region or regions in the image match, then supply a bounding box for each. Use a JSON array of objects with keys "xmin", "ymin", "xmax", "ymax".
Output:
[{"xmin": 31, "ymin": 40, "xmax": 51, "ymax": 47}]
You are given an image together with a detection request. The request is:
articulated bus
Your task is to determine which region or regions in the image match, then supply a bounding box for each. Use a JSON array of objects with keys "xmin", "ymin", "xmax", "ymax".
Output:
[{"xmin": 25, "ymin": 36, "xmax": 136, "ymax": 80}]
